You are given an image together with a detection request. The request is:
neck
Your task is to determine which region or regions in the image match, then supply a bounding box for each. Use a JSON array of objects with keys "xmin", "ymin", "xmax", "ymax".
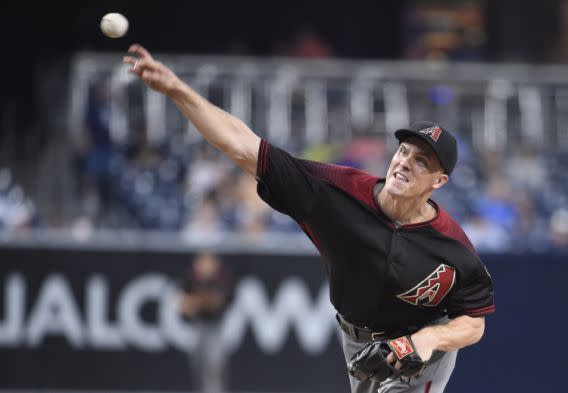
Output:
[{"xmin": 377, "ymin": 188, "xmax": 436, "ymax": 225}]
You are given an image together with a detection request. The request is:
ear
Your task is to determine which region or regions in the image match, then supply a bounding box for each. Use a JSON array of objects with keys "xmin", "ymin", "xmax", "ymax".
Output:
[{"xmin": 432, "ymin": 173, "xmax": 449, "ymax": 190}]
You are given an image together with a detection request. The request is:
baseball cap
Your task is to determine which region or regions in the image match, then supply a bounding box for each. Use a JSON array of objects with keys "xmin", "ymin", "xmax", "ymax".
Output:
[{"xmin": 394, "ymin": 121, "xmax": 458, "ymax": 175}]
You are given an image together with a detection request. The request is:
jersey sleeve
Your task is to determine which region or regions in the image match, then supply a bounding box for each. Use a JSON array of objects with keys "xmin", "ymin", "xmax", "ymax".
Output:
[
  {"xmin": 445, "ymin": 256, "xmax": 496, "ymax": 318},
  {"xmin": 256, "ymin": 140, "xmax": 322, "ymax": 221}
]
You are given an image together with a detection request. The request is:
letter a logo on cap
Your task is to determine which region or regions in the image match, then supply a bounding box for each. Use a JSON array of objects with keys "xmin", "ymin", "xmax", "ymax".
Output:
[{"xmin": 419, "ymin": 126, "xmax": 442, "ymax": 142}]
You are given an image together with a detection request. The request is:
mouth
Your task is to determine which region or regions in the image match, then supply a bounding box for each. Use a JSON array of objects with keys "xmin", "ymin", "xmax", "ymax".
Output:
[{"xmin": 393, "ymin": 171, "xmax": 409, "ymax": 183}]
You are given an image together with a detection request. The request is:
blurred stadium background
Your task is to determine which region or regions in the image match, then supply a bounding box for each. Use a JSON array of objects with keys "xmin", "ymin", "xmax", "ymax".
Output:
[{"xmin": 0, "ymin": 0, "xmax": 564, "ymax": 392}]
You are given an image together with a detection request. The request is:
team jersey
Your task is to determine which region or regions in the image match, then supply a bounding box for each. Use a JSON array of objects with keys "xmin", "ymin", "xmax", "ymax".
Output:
[{"xmin": 256, "ymin": 140, "xmax": 495, "ymax": 334}]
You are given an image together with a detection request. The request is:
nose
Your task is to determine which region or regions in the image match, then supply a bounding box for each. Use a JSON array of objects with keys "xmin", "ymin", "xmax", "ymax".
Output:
[{"xmin": 398, "ymin": 154, "xmax": 411, "ymax": 170}]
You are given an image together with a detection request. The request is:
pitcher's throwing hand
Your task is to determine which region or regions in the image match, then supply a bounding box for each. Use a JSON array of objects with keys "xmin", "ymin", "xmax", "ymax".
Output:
[{"xmin": 123, "ymin": 44, "xmax": 181, "ymax": 95}]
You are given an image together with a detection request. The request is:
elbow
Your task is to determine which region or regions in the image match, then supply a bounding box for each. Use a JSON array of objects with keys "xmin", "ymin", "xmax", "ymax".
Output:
[
  {"xmin": 229, "ymin": 118, "xmax": 261, "ymax": 175},
  {"xmin": 468, "ymin": 316, "xmax": 485, "ymax": 345}
]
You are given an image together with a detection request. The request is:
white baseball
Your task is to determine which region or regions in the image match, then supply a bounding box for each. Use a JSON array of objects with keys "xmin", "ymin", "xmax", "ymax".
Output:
[{"xmin": 100, "ymin": 13, "xmax": 129, "ymax": 38}]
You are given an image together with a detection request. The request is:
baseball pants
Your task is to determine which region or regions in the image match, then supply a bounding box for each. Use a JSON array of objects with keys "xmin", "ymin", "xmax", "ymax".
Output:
[
  {"xmin": 188, "ymin": 320, "xmax": 228, "ymax": 393},
  {"xmin": 341, "ymin": 330, "xmax": 457, "ymax": 393}
]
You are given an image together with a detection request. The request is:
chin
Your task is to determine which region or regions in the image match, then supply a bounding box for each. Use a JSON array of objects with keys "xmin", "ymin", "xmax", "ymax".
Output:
[{"xmin": 384, "ymin": 180, "xmax": 408, "ymax": 197}]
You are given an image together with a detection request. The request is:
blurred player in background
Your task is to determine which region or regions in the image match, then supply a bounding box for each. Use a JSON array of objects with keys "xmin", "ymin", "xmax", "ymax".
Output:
[{"xmin": 178, "ymin": 251, "xmax": 235, "ymax": 393}]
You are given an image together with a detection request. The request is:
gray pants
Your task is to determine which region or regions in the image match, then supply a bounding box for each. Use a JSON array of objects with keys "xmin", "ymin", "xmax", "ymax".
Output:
[{"xmin": 341, "ymin": 330, "xmax": 457, "ymax": 393}]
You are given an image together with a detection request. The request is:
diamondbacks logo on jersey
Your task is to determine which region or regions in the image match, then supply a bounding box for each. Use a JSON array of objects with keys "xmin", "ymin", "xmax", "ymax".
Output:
[
  {"xmin": 397, "ymin": 264, "xmax": 456, "ymax": 306},
  {"xmin": 418, "ymin": 126, "xmax": 442, "ymax": 142}
]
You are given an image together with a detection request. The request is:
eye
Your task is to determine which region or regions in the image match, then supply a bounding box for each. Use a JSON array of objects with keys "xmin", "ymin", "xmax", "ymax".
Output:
[{"xmin": 416, "ymin": 158, "xmax": 428, "ymax": 168}]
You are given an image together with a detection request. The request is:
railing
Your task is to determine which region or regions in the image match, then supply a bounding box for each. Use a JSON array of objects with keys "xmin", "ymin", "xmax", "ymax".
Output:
[
  {"xmin": 69, "ymin": 51, "xmax": 568, "ymax": 153},
  {"xmin": 0, "ymin": 51, "xmax": 555, "ymax": 249}
]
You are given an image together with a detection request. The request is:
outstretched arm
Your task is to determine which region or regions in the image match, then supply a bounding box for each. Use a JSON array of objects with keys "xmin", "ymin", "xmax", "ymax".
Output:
[{"xmin": 123, "ymin": 44, "xmax": 261, "ymax": 176}]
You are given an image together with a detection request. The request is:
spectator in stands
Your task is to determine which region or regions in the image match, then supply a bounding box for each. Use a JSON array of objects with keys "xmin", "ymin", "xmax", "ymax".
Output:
[
  {"xmin": 76, "ymin": 76, "xmax": 114, "ymax": 224},
  {"xmin": 183, "ymin": 188, "xmax": 224, "ymax": 239},
  {"xmin": 0, "ymin": 167, "xmax": 42, "ymax": 234},
  {"xmin": 185, "ymin": 143, "xmax": 231, "ymax": 207},
  {"xmin": 281, "ymin": 26, "xmax": 333, "ymax": 58},
  {"xmin": 473, "ymin": 174, "xmax": 519, "ymax": 232},
  {"xmin": 337, "ymin": 137, "xmax": 389, "ymax": 175},
  {"xmin": 504, "ymin": 144, "xmax": 546, "ymax": 194},
  {"xmin": 221, "ymin": 171, "xmax": 272, "ymax": 234},
  {"xmin": 129, "ymin": 127, "xmax": 162, "ymax": 169},
  {"xmin": 461, "ymin": 214, "xmax": 511, "ymax": 253},
  {"xmin": 128, "ymin": 125, "xmax": 188, "ymax": 230},
  {"xmin": 511, "ymin": 190, "xmax": 550, "ymax": 252},
  {"xmin": 548, "ymin": 208, "xmax": 568, "ymax": 251},
  {"xmin": 178, "ymin": 252, "xmax": 235, "ymax": 393}
]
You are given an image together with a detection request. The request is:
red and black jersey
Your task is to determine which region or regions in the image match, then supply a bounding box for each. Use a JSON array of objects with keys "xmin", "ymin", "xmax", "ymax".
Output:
[{"xmin": 256, "ymin": 140, "xmax": 495, "ymax": 333}]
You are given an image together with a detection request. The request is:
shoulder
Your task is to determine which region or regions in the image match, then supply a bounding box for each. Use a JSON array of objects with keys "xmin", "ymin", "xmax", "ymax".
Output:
[
  {"xmin": 300, "ymin": 160, "xmax": 380, "ymax": 208},
  {"xmin": 261, "ymin": 140, "xmax": 377, "ymax": 180},
  {"xmin": 301, "ymin": 159, "xmax": 378, "ymax": 187},
  {"xmin": 430, "ymin": 204, "xmax": 477, "ymax": 256},
  {"xmin": 428, "ymin": 205, "xmax": 494, "ymax": 282},
  {"xmin": 261, "ymin": 140, "xmax": 380, "ymax": 202}
]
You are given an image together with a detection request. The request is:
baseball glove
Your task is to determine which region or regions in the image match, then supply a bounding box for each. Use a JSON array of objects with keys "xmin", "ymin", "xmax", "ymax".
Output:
[{"xmin": 347, "ymin": 335, "xmax": 428, "ymax": 383}]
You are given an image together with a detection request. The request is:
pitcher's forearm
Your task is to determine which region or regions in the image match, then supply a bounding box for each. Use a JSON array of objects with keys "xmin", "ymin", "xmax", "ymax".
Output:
[
  {"xmin": 416, "ymin": 315, "xmax": 485, "ymax": 353},
  {"xmin": 123, "ymin": 44, "xmax": 261, "ymax": 176},
  {"xmin": 169, "ymin": 82, "xmax": 261, "ymax": 176}
]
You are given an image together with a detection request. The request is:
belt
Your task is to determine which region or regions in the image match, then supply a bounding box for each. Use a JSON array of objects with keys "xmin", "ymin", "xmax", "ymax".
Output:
[{"xmin": 336, "ymin": 313, "xmax": 389, "ymax": 341}]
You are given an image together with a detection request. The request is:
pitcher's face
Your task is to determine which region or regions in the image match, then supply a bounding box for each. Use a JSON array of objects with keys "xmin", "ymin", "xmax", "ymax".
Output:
[{"xmin": 383, "ymin": 137, "xmax": 448, "ymax": 199}]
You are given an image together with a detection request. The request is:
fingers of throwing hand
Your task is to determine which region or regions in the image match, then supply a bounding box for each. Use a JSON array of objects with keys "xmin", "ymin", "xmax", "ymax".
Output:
[
  {"xmin": 124, "ymin": 57, "xmax": 158, "ymax": 76},
  {"xmin": 127, "ymin": 43, "xmax": 153, "ymax": 60},
  {"xmin": 124, "ymin": 43, "xmax": 154, "ymax": 74},
  {"xmin": 122, "ymin": 55, "xmax": 138, "ymax": 72}
]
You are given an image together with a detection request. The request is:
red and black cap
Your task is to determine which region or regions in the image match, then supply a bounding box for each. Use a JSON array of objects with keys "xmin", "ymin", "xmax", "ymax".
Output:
[{"xmin": 394, "ymin": 121, "xmax": 458, "ymax": 175}]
